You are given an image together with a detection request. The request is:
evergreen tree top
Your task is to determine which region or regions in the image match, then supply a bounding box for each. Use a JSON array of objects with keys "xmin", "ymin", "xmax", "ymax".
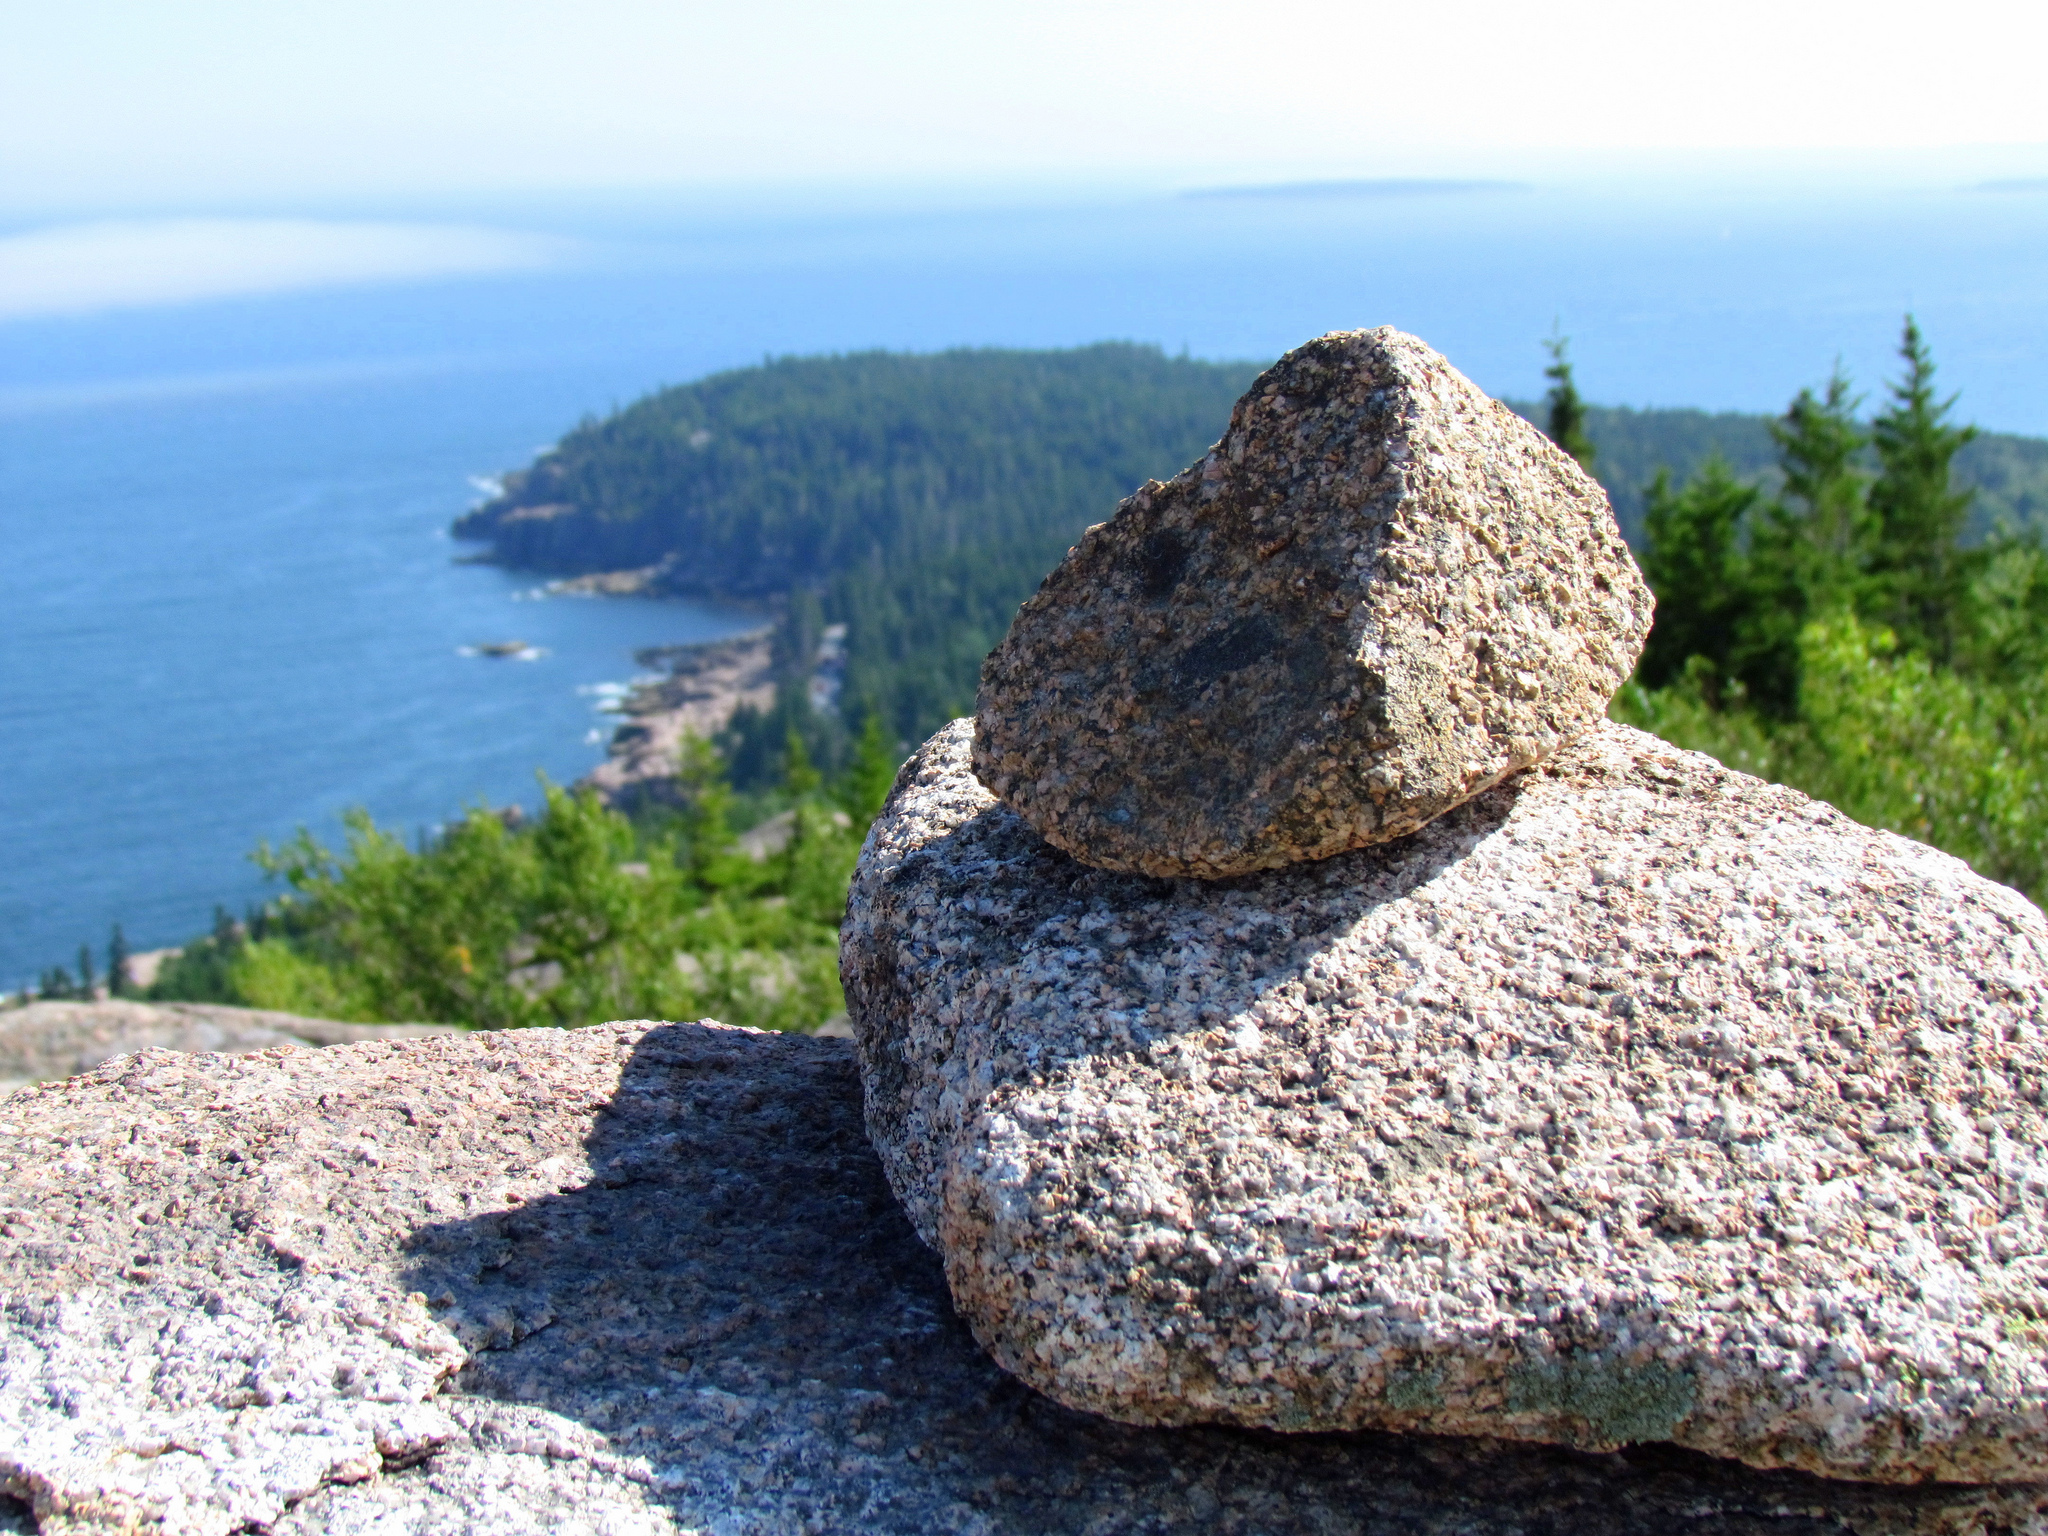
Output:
[
  {"xmin": 1542, "ymin": 332, "xmax": 1597, "ymax": 473},
  {"xmin": 1870, "ymin": 315, "xmax": 1977, "ymax": 544}
]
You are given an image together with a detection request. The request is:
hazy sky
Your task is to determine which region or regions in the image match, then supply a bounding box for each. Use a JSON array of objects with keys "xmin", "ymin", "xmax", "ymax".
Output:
[{"xmin": 5, "ymin": 0, "xmax": 2045, "ymax": 209}]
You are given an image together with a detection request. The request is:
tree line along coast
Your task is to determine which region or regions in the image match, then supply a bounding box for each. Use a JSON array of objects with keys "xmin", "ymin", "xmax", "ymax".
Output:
[{"xmin": 16, "ymin": 326, "xmax": 2048, "ymax": 1033}]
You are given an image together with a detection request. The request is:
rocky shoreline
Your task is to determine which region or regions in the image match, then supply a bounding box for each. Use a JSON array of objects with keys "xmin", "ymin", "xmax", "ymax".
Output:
[
  {"xmin": 579, "ymin": 621, "xmax": 849, "ymax": 812},
  {"xmin": 578, "ymin": 630, "xmax": 775, "ymax": 812}
]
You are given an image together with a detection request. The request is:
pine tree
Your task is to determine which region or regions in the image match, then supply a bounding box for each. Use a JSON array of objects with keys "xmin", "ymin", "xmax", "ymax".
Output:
[
  {"xmin": 1636, "ymin": 366, "xmax": 1876, "ymax": 717},
  {"xmin": 673, "ymin": 732, "xmax": 739, "ymax": 887},
  {"xmin": 76, "ymin": 944, "xmax": 97, "ymax": 1000},
  {"xmin": 1768, "ymin": 367, "xmax": 1870, "ymax": 604},
  {"xmin": 1542, "ymin": 333, "xmax": 1597, "ymax": 472},
  {"xmin": 836, "ymin": 711, "xmax": 901, "ymax": 824},
  {"xmin": 1868, "ymin": 315, "xmax": 1976, "ymax": 660},
  {"xmin": 1676, "ymin": 367, "xmax": 1875, "ymax": 714},
  {"xmin": 107, "ymin": 924, "xmax": 133, "ymax": 998},
  {"xmin": 1635, "ymin": 458, "xmax": 1764, "ymax": 693},
  {"xmin": 781, "ymin": 729, "xmax": 822, "ymax": 799},
  {"xmin": 775, "ymin": 589, "xmax": 826, "ymax": 678}
]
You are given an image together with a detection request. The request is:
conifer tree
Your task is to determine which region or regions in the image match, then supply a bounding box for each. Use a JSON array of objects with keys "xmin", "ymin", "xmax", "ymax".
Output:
[
  {"xmin": 77, "ymin": 944, "xmax": 96, "ymax": 1000},
  {"xmin": 1868, "ymin": 316, "xmax": 1976, "ymax": 660},
  {"xmin": 1767, "ymin": 368, "xmax": 1870, "ymax": 604},
  {"xmin": 837, "ymin": 711, "xmax": 900, "ymax": 824},
  {"xmin": 1673, "ymin": 368, "xmax": 1874, "ymax": 713},
  {"xmin": 1635, "ymin": 458, "xmax": 1763, "ymax": 693},
  {"xmin": 775, "ymin": 590, "xmax": 825, "ymax": 678},
  {"xmin": 107, "ymin": 924, "xmax": 132, "ymax": 998},
  {"xmin": 1542, "ymin": 333, "xmax": 1597, "ymax": 472},
  {"xmin": 673, "ymin": 731, "xmax": 752, "ymax": 894},
  {"xmin": 781, "ymin": 729, "xmax": 822, "ymax": 799}
]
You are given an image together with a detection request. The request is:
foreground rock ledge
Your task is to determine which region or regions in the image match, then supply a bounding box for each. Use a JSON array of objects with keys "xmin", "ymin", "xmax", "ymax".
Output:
[
  {"xmin": 4, "ymin": 1027, "xmax": 2040, "ymax": 1534},
  {"xmin": 847, "ymin": 719, "xmax": 2048, "ymax": 1485},
  {"xmin": 973, "ymin": 328, "xmax": 1653, "ymax": 879}
]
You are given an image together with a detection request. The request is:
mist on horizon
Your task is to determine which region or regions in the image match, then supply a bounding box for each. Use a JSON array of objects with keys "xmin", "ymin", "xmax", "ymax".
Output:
[{"xmin": 4, "ymin": 0, "xmax": 2044, "ymax": 213}]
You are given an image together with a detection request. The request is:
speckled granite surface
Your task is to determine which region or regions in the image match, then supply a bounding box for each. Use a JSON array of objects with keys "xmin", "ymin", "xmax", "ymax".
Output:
[
  {"xmin": 7, "ymin": 1023, "xmax": 2042, "ymax": 1532},
  {"xmin": 0, "ymin": 1000, "xmax": 455, "ymax": 1093},
  {"xmin": 847, "ymin": 718, "xmax": 2048, "ymax": 1484},
  {"xmin": 973, "ymin": 328, "xmax": 1651, "ymax": 879}
]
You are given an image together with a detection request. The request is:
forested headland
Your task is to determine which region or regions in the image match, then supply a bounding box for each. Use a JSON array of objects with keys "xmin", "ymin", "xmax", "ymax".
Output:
[
  {"xmin": 36, "ymin": 330, "xmax": 2048, "ymax": 1032},
  {"xmin": 454, "ymin": 346, "xmax": 1264, "ymax": 766},
  {"xmin": 453, "ymin": 340, "xmax": 2048, "ymax": 781}
]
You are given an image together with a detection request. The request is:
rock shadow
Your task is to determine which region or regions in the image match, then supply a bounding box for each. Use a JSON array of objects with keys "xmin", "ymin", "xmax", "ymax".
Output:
[
  {"xmin": 396, "ymin": 1022, "xmax": 2030, "ymax": 1534},
  {"xmin": 858, "ymin": 768, "xmax": 1528, "ymax": 1125}
]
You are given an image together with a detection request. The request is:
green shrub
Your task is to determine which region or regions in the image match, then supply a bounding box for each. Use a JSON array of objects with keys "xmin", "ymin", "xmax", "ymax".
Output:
[
  {"xmin": 1621, "ymin": 318, "xmax": 2048, "ymax": 908},
  {"xmin": 153, "ymin": 742, "xmax": 870, "ymax": 1032}
]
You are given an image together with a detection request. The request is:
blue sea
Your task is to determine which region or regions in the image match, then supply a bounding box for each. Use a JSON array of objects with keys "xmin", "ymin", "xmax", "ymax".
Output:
[{"xmin": 5, "ymin": 171, "xmax": 2047, "ymax": 986}]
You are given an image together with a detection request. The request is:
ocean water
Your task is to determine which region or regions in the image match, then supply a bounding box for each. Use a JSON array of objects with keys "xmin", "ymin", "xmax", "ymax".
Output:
[{"xmin": 5, "ymin": 174, "xmax": 2046, "ymax": 985}]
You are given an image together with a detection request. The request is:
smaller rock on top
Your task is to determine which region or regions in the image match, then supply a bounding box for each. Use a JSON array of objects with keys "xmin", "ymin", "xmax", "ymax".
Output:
[{"xmin": 973, "ymin": 327, "xmax": 1654, "ymax": 879}]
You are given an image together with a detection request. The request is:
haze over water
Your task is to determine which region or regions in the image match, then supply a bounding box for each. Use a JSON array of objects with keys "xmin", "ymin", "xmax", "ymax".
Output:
[{"xmin": 5, "ymin": 174, "xmax": 2046, "ymax": 985}]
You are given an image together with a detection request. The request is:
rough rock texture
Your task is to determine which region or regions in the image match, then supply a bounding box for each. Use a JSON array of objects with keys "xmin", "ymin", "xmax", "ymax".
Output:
[
  {"xmin": 973, "ymin": 328, "xmax": 1653, "ymax": 879},
  {"xmin": 0, "ymin": 1000, "xmax": 456, "ymax": 1092},
  {"xmin": 6, "ymin": 1025, "xmax": 2040, "ymax": 1533},
  {"xmin": 847, "ymin": 718, "xmax": 2048, "ymax": 1484}
]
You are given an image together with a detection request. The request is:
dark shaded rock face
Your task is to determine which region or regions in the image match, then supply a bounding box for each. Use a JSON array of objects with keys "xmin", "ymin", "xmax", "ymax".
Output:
[
  {"xmin": 974, "ymin": 328, "xmax": 1652, "ymax": 880},
  {"xmin": 4, "ymin": 1024, "xmax": 2040, "ymax": 1532}
]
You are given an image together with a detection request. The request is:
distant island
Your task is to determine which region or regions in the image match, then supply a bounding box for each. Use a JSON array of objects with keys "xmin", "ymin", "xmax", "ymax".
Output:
[{"xmin": 1182, "ymin": 178, "xmax": 1528, "ymax": 199}]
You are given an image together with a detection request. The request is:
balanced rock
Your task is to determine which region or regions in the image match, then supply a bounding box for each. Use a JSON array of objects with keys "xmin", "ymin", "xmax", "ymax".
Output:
[
  {"xmin": 846, "ymin": 717, "xmax": 2048, "ymax": 1484},
  {"xmin": 973, "ymin": 328, "xmax": 1653, "ymax": 879}
]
